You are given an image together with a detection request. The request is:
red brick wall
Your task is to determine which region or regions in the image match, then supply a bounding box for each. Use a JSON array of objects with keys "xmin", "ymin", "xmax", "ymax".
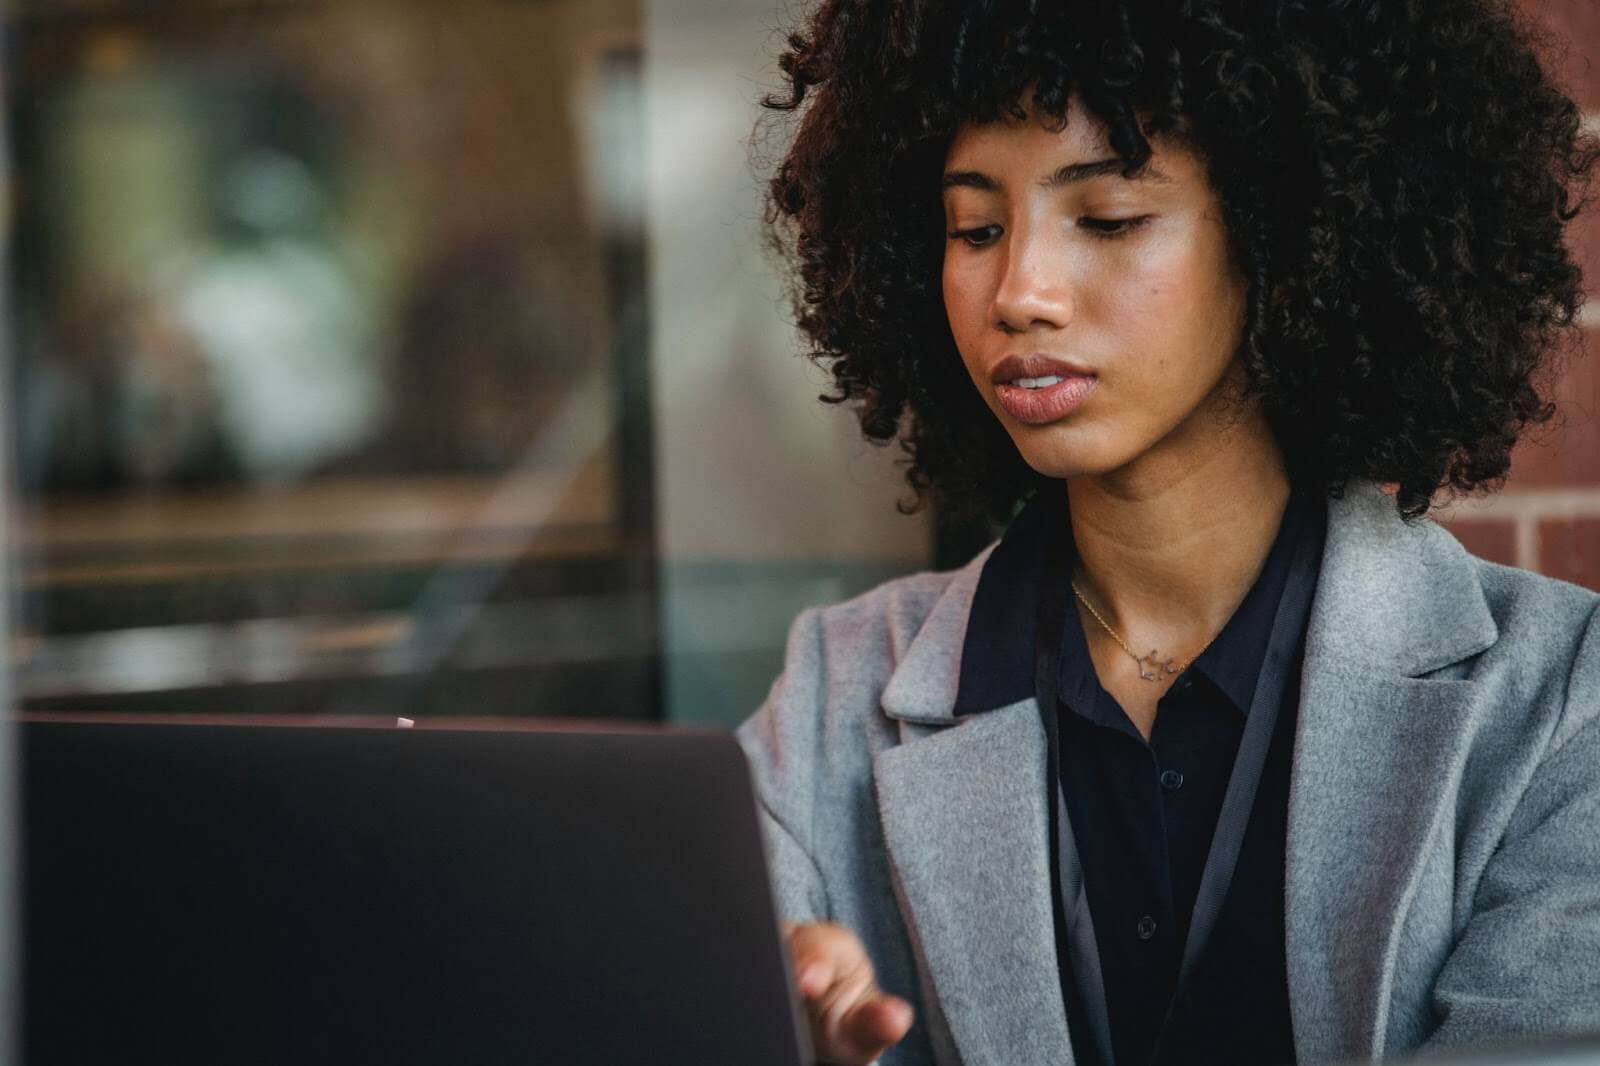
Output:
[{"xmin": 1435, "ymin": 0, "xmax": 1600, "ymax": 591}]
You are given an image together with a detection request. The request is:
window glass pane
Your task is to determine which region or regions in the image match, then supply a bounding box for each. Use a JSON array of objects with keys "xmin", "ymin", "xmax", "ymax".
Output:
[
  {"xmin": 645, "ymin": 4, "xmax": 931, "ymax": 724},
  {"xmin": 10, "ymin": 0, "xmax": 661, "ymax": 719},
  {"xmin": 7, "ymin": 0, "xmax": 934, "ymax": 727}
]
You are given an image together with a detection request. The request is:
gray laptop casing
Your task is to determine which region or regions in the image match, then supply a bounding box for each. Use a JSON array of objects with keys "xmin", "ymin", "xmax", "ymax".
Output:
[{"xmin": 23, "ymin": 716, "xmax": 810, "ymax": 1066}]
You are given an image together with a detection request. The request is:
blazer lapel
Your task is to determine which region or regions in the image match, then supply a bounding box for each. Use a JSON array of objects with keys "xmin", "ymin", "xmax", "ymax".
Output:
[
  {"xmin": 1286, "ymin": 482, "xmax": 1498, "ymax": 1061},
  {"xmin": 874, "ymin": 545, "xmax": 1075, "ymax": 1065},
  {"xmin": 874, "ymin": 700, "xmax": 1074, "ymax": 1066}
]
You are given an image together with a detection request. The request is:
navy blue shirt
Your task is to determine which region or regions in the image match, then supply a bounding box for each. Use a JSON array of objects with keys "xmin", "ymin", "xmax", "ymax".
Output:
[{"xmin": 955, "ymin": 483, "xmax": 1327, "ymax": 1065}]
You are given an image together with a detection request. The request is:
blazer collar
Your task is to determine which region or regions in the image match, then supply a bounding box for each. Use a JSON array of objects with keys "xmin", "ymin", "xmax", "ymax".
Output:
[
  {"xmin": 878, "ymin": 539, "xmax": 996, "ymax": 724},
  {"xmin": 1302, "ymin": 479, "xmax": 1498, "ymax": 676}
]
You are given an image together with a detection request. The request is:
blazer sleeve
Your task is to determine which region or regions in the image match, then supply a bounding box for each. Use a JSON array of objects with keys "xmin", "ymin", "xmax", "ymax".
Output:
[
  {"xmin": 737, "ymin": 606, "xmax": 832, "ymax": 925},
  {"xmin": 1424, "ymin": 601, "xmax": 1600, "ymax": 1045}
]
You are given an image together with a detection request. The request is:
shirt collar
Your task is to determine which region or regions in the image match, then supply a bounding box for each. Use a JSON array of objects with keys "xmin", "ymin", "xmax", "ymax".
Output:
[
  {"xmin": 951, "ymin": 489, "xmax": 1052, "ymax": 714},
  {"xmin": 954, "ymin": 482, "xmax": 1327, "ymax": 718}
]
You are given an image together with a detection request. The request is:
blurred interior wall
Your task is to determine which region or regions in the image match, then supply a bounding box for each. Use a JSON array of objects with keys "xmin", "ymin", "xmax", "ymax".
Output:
[
  {"xmin": 0, "ymin": 31, "xmax": 17, "ymax": 1055},
  {"xmin": 644, "ymin": 0, "xmax": 930, "ymax": 725}
]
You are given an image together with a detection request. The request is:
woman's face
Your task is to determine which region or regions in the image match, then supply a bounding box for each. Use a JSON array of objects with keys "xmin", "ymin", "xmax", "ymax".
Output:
[{"xmin": 941, "ymin": 92, "xmax": 1252, "ymax": 482}]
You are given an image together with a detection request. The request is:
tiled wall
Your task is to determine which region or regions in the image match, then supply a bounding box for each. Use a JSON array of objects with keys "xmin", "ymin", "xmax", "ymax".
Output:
[{"xmin": 1437, "ymin": 0, "xmax": 1600, "ymax": 590}]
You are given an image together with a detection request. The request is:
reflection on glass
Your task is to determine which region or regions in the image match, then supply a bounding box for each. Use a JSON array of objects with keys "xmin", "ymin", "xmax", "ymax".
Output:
[{"xmin": 9, "ymin": 0, "xmax": 656, "ymax": 719}]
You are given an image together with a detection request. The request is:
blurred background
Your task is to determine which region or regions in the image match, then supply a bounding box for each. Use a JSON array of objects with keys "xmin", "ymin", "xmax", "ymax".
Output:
[
  {"xmin": 2, "ymin": 0, "xmax": 931, "ymax": 730},
  {"xmin": 0, "ymin": 0, "xmax": 1595, "ymax": 734}
]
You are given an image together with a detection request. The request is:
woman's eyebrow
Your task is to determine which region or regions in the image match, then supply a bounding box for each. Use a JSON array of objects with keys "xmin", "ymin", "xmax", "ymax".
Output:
[{"xmin": 942, "ymin": 157, "xmax": 1172, "ymax": 192}]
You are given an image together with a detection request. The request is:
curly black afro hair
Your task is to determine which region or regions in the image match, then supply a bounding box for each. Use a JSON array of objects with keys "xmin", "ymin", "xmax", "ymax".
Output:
[{"xmin": 757, "ymin": 0, "xmax": 1599, "ymax": 522}]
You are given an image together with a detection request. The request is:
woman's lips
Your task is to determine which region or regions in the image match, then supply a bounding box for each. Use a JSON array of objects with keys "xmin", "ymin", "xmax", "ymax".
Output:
[{"xmin": 994, "ymin": 373, "xmax": 1098, "ymax": 424}]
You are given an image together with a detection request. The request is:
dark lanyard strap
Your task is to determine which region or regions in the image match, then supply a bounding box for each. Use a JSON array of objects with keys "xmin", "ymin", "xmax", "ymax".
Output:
[
  {"xmin": 1035, "ymin": 513, "xmax": 1115, "ymax": 1066},
  {"xmin": 1035, "ymin": 500, "xmax": 1319, "ymax": 1066}
]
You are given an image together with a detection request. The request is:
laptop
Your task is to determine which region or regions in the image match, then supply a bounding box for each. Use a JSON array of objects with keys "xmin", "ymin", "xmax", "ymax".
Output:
[{"xmin": 22, "ymin": 714, "xmax": 812, "ymax": 1065}]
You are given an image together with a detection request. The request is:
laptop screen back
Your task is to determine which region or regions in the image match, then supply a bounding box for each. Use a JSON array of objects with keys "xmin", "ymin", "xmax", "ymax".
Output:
[{"xmin": 23, "ymin": 718, "xmax": 808, "ymax": 1066}]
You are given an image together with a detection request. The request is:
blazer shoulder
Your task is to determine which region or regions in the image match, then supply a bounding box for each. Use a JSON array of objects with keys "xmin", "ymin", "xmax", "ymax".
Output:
[
  {"xmin": 1463, "ymin": 552, "xmax": 1600, "ymax": 747},
  {"xmin": 735, "ymin": 547, "xmax": 995, "ymax": 770},
  {"xmin": 758, "ymin": 544, "xmax": 994, "ymax": 717},
  {"xmin": 1467, "ymin": 552, "xmax": 1600, "ymax": 659}
]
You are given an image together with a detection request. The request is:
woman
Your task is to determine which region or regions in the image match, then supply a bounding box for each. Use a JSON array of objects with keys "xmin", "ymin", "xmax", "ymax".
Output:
[{"xmin": 737, "ymin": 1, "xmax": 1600, "ymax": 1063}]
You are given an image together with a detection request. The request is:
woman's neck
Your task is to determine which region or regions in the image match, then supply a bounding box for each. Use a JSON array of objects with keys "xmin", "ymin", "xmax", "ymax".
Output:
[{"xmin": 1063, "ymin": 406, "xmax": 1291, "ymax": 647}]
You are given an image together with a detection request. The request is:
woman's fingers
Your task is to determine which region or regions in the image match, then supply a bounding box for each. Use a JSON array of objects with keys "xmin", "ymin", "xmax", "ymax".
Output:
[
  {"xmin": 836, "ymin": 992, "xmax": 914, "ymax": 1060},
  {"xmin": 786, "ymin": 921, "xmax": 914, "ymax": 1064}
]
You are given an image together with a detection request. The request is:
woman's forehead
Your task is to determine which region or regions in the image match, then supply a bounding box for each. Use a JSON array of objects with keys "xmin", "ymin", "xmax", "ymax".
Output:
[
  {"xmin": 946, "ymin": 105, "xmax": 1110, "ymax": 164},
  {"xmin": 943, "ymin": 104, "xmax": 1193, "ymax": 192}
]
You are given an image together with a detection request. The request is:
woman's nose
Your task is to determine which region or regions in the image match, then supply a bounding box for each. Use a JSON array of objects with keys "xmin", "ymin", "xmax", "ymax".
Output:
[{"xmin": 991, "ymin": 230, "xmax": 1075, "ymax": 334}]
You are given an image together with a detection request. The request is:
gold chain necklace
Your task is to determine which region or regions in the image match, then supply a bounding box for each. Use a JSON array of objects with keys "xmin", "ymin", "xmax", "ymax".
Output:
[{"xmin": 1069, "ymin": 579, "xmax": 1215, "ymax": 683}]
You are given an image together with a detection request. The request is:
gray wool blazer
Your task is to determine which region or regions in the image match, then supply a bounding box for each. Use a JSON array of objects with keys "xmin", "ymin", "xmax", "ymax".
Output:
[{"xmin": 735, "ymin": 478, "xmax": 1600, "ymax": 1065}]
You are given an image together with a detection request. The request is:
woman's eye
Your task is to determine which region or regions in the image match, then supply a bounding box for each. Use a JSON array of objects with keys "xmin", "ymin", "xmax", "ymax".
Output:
[
  {"xmin": 945, "ymin": 217, "xmax": 1151, "ymax": 247},
  {"xmin": 945, "ymin": 225, "xmax": 999, "ymax": 247},
  {"xmin": 1080, "ymin": 216, "xmax": 1151, "ymax": 238}
]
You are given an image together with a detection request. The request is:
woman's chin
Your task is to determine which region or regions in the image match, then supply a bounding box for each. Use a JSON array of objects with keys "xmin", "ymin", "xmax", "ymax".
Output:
[{"xmin": 1011, "ymin": 434, "xmax": 1145, "ymax": 483}]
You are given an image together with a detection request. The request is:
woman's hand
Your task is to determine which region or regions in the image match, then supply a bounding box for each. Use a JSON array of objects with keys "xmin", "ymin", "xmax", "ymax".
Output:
[{"xmin": 783, "ymin": 920, "xmax": 914, "ymax": 1064}]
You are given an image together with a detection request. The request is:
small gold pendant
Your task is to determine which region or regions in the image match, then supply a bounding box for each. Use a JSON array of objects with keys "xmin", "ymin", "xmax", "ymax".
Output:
[{"xmin": 1136, "ymin": 651, "xmax": 1181, "ymax": 682}]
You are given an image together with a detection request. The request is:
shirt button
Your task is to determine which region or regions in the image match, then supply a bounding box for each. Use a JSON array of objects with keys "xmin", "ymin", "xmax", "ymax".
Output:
[
  {"xmin": 1160, "ymin": 769, "xmax": 1184, "ymax": 791},
  {"xmin": 1137, "ymin": 915, "xmax": 1157, "ymax": 940}
]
